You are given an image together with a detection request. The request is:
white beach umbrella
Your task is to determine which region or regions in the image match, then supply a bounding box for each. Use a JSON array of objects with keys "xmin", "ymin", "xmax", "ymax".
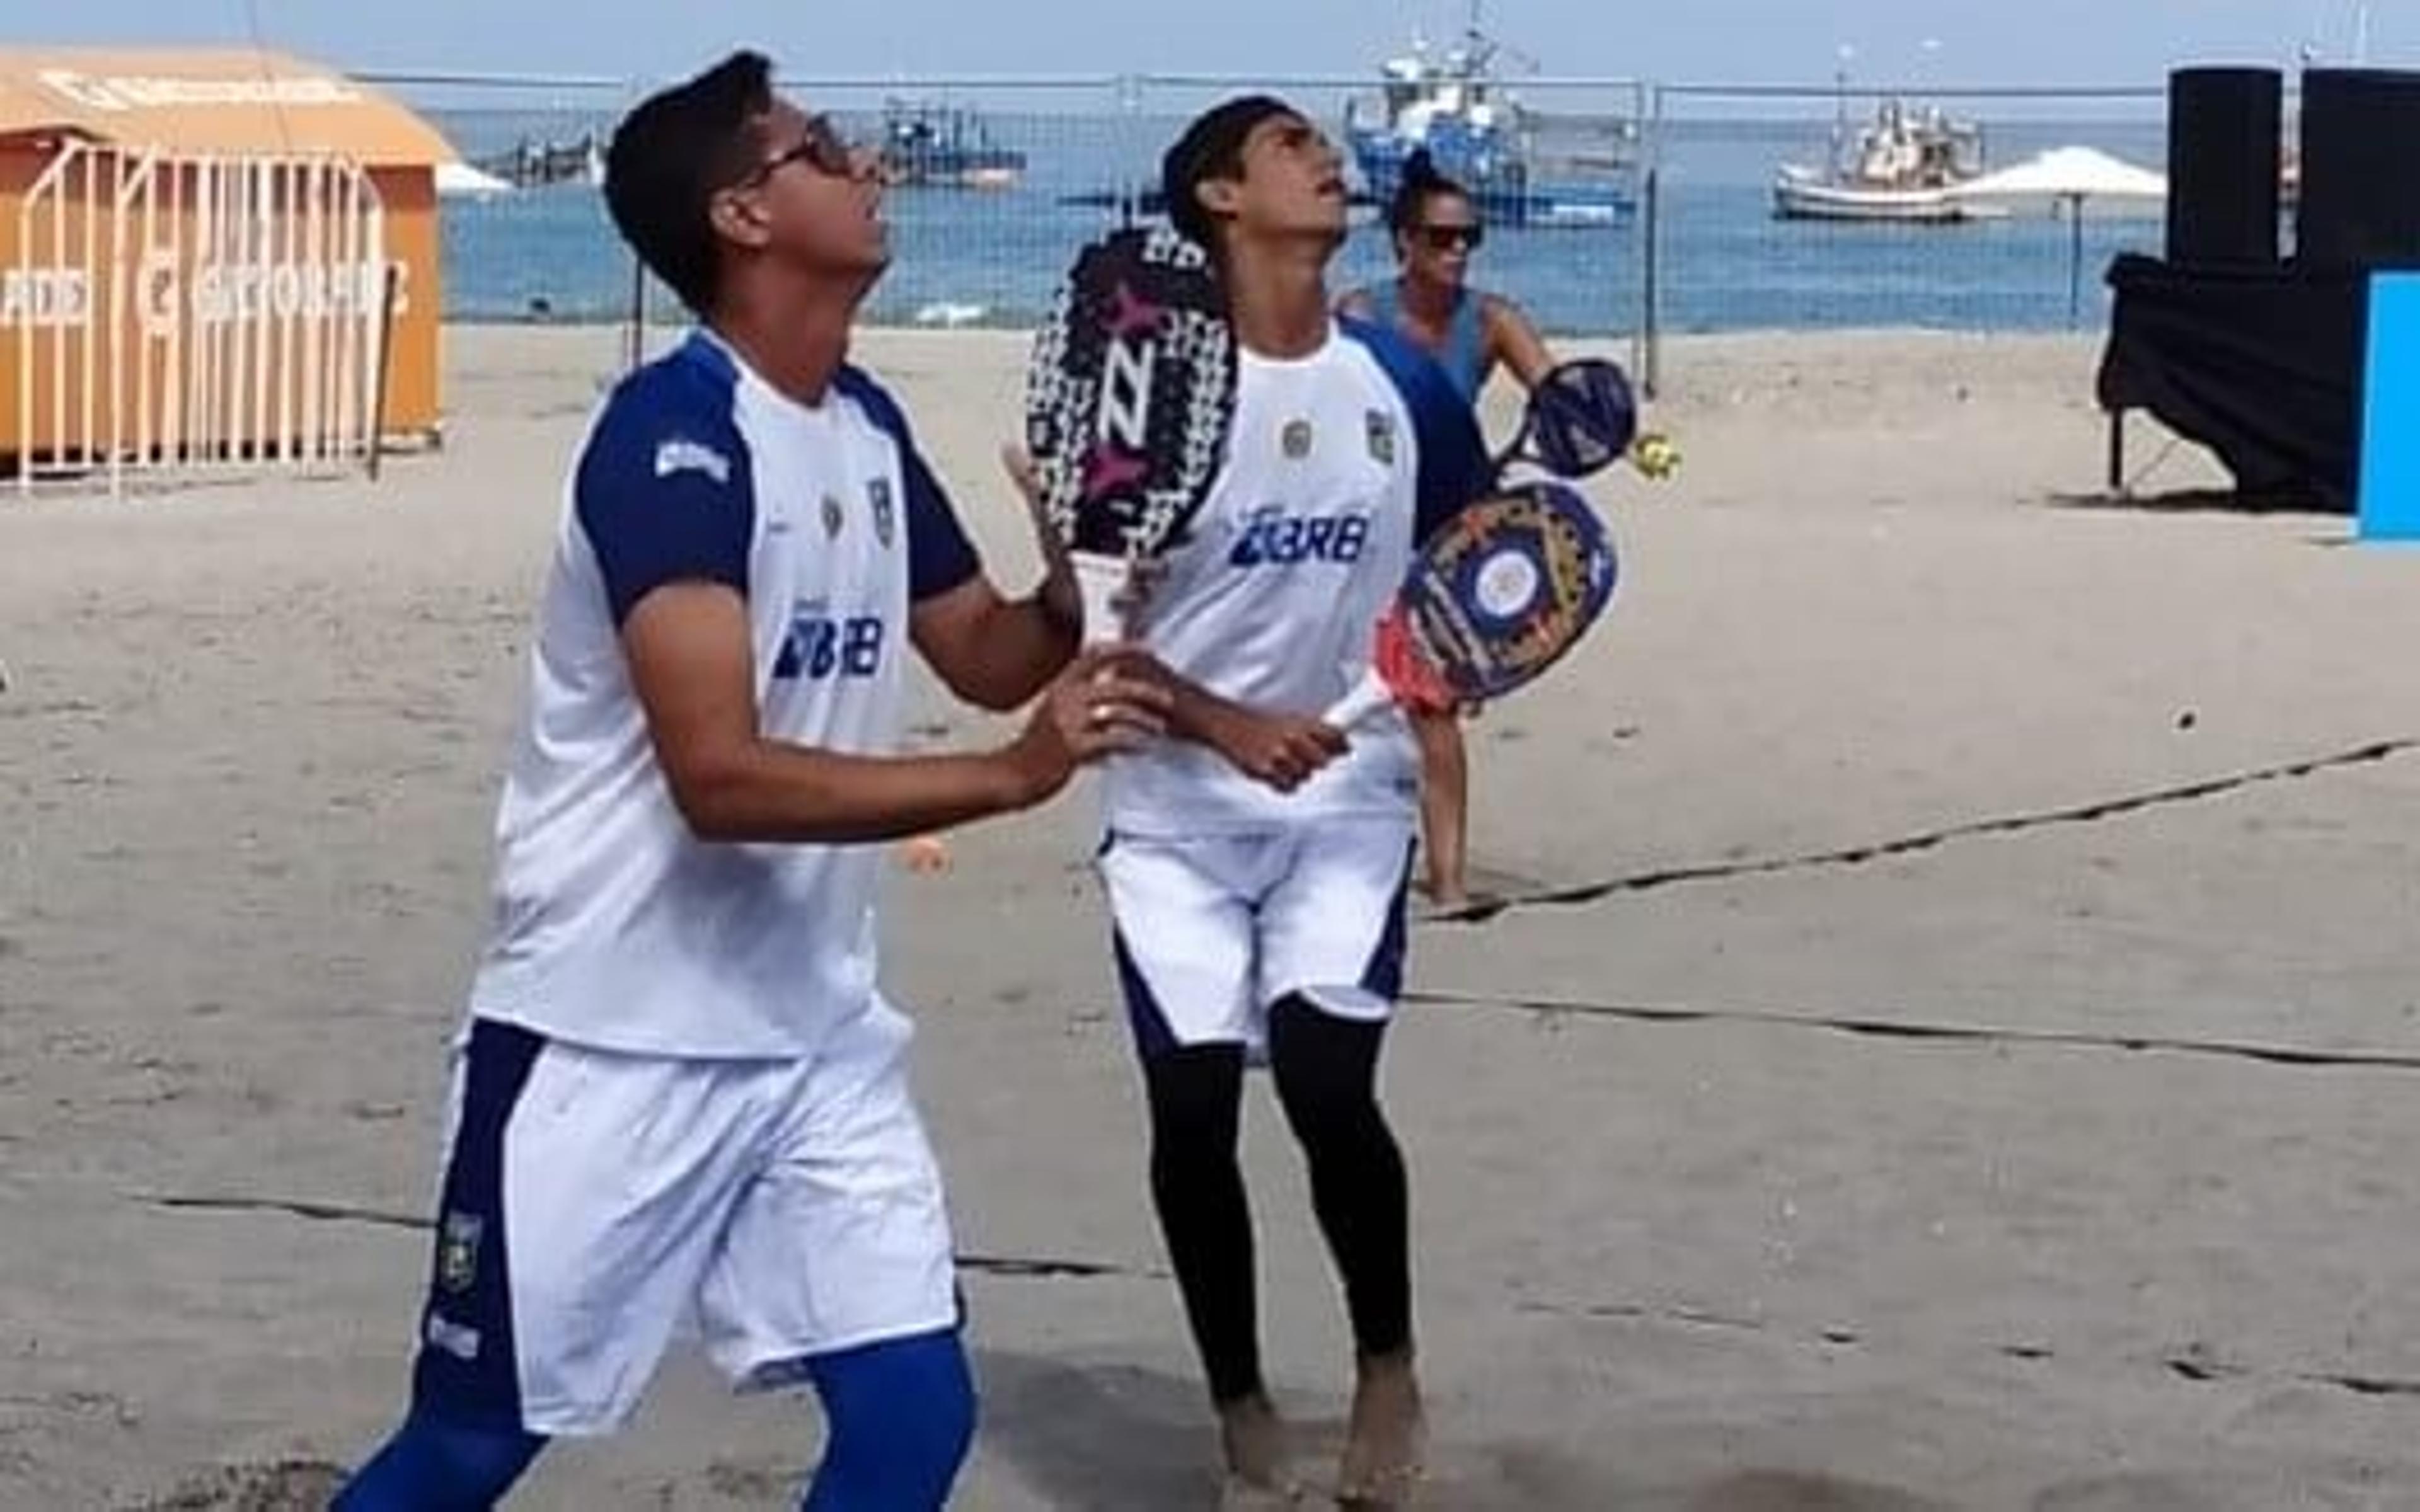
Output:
[{"xmin": 1947, "ymin": 146, "xmax": 2169, "ymax": 323}]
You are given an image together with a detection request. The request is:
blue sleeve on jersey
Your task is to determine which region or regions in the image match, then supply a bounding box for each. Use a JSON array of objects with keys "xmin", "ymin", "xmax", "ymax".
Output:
[
  {"xmin": 1337, "ymin": 316, "xmax": 1490, "ymax": 542},
  {"xmin": 901, "ymin": 442, "xmax": 981, "ymax": 602},
  {"xmin": 836, "ymin": 366, "xmax": 982, "ymax": 602},
  {"xmin": 573, "ymin": 357, "xmax": 756, "ymax": 628}
]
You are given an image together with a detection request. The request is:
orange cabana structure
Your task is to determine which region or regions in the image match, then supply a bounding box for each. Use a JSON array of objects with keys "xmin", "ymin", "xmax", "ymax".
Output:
[{"xmin": 0, "ymin": 47, "xmax": 456, "ymax": 491}]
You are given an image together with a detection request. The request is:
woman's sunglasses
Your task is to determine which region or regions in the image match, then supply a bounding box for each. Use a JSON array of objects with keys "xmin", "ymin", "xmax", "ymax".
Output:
[{"xmin": 1415, "ymin": 223, "xmax": 1485, "ymax": 251}]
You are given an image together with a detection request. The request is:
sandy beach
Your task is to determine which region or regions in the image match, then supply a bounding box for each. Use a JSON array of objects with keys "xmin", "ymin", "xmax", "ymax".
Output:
[{"xmin": 4, "ymin": 322, "xmax": 2419, "ymax": 1509}]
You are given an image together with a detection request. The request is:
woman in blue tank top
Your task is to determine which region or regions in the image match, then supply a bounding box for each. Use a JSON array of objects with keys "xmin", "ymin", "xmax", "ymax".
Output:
[
  {"xmin": 1337, "ymin": 152, "xmax": 1558, "ymax": 405},
  {"xmin": 1337, "ymin": 151, "xmax": 1562, "ymax": 910}
]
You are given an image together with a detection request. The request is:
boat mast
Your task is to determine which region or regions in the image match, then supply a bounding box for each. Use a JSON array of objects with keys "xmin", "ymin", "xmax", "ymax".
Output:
[{"xmin": 1833, "ymin": 44, "xmax": 1854, "ymax": 176}]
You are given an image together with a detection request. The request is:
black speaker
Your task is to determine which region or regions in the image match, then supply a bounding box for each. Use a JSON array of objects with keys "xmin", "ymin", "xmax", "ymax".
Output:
[
  {"xmin": 2296, "ymin": 69, "xmax": 2420, "ymax": 269},
  {"xmin": 2166, "ymin": 67, "xmax": 2282, "ymax": 268}
]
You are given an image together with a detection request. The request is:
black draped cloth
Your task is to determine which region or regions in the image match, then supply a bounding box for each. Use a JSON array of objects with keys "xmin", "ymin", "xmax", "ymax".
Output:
[{"xmin": 2097, "ymin": 253, "xmax": 2373, "ymax": 510}]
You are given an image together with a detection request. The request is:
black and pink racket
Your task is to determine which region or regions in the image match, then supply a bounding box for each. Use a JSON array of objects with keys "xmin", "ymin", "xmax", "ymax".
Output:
[{"xmin": 1023, "ymin": 225, "xmax": 1236, "ymax": 643}]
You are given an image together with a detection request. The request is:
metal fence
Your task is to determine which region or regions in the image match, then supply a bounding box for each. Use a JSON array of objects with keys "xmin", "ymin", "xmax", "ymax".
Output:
[
  {"xmin": 374, "ymin": 70, "xmax": 2195, "ymax": 388},
  {"xmin": 1635, "ymin": 82, "xmax": 2178, "ymax": 392},
  {"xmin": 8, "ymin": 141, "xmax": 394, "ymax": 495}
]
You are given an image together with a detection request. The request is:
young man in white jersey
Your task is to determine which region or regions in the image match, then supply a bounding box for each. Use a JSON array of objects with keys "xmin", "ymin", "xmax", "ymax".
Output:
[
  {"xmin": 1093, "ymin": 97, "xmax": 1489, "ymax": 1507},
  {"xmin": 333, "ymin": 52, "xmax": 1168, "ymax": 1510}
]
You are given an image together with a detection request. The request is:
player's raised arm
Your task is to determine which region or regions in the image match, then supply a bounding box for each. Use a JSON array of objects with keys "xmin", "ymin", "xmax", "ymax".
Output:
[
  {"xmin": 908, "ymin": 574, "xmax": 1085, "ymax": 713},
  {"xmin": 825, "ymin": 372, "xmax": 1094, "ymax": 711},
  {"xmin": 1483, "ymin": 292, "xmax": 1557, "ymax": 391},
  {"xmin": 622, "ymin": 586, "xmax": 1164, "ymax": 844},
  {"xmin": 580, "ymin": 411, "xmax": 1165, "ymax": 844},
  {"xmin": 1153, "ymin": 671, "xmax": 1349, "ymax": 792}
]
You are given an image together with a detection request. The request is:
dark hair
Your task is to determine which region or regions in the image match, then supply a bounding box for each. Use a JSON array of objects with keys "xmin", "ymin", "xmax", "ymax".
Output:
[
  {"xmin": 1160, "ymin": 94, "xmax": 1295, "ymax": 246},
  {"xmin": 1388, "ymin": 148, "xmax": 1470, "ymax": 234},
  {"xmin": 603, "ymin": 50, "xmax": 778, "ymax": 315}
]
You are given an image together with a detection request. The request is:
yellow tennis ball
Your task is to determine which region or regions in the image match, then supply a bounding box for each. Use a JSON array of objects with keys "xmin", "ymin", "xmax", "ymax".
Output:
[{"xmin": 1631, "ymin": 433, "xmax": 1681, "ymax": 480}]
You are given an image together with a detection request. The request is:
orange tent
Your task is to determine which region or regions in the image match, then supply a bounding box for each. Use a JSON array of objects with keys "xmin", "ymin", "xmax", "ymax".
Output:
[{"xmin": 1, "ymin": 46, "xmax": 455, "ymax": 480}]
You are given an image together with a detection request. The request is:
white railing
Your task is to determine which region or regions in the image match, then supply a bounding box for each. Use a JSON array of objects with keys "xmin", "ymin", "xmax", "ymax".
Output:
[{"xmin": 10, "ymin": 140, "xmax": 392, "ymax": 495}]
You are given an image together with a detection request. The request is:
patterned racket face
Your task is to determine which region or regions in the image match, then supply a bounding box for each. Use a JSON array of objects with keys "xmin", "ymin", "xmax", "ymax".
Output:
[
  {"xmin": 1519, "ymin": 358, "xmax": 1639, "ymax": 480},
  {"xmin": 1023, "ymin": 226, "xmax": 1236, "ymax": 560},
  {"xmin": 1399, "ymin": 480, "xmax": 1618, "ymax": 704}
]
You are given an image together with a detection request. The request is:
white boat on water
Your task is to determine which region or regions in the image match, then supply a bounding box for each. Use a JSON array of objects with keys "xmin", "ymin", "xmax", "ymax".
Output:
[
  {"xmin": 875, "ymin": 99, "xmax": 1025, "ymax": 191},
  {"xmin": 1342, "ymin": 3, "xmax": 1639, "ymax": 226},
  {"xmin": 1773, "ymin": 97, "xmax": 2000, "ymax": 224}
]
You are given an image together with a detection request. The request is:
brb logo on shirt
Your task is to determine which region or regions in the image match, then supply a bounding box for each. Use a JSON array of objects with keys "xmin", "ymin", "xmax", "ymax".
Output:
[
  {"xmin": 1228, "ymin": 507, "xmax": 1373, "ymax": 568},
  {"xmin": 775, "ymin": 605, "xmax": 885, "ymax": 681}
]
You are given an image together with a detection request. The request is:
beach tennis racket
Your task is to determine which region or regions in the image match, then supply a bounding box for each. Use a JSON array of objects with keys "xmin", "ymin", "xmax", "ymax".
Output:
[
  {"xmin": 1322, "ymin": 479, "xmax": 1618, "ymax": 728},
  {"xmin": 1491, "ymin": 357, "xmax": 1639, "ymax": 482},
  {"xmin": 1024, "ymin": 224, "xmax": 1236, "ymax": 643},
  {"xmin": 1313, "ymin": 360, "xmax": 1635, "ymax": 728}
]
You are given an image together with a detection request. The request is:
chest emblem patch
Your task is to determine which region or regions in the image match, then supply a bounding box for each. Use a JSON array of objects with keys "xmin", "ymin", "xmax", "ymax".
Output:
[
  {"xmin": 868, "ymin": 478, "xmax": 896, "ymax": 549},
  {"xmin": 1364, "ymin": 410, "xmax": 1397, "ymax": 466}
]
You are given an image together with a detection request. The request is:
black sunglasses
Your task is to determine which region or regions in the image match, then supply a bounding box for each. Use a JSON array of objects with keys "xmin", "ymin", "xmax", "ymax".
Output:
[
  {"xmin": 734, "ymin": 114, "xmax": 855, "ymax": 189},
  {"xmin": 1414, "ymin": 222, "xmax": 1484, "ymax": 251}
]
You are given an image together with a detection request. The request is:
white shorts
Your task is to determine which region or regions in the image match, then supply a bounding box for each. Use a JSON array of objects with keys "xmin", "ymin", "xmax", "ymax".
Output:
[
  {"xmin": 1098, "ymin": 816, "xmax": 1416, "ymax": 1060},
  {"xmin": 407, "ymin": 1000, "xmax": 958, "ymax": 1437}
]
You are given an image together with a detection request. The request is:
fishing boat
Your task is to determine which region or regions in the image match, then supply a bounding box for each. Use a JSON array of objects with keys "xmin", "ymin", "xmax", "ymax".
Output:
[
  {"xmin": 875, "ymin": 98, "xmax": 1023, "ymax": 190},
  {"xmin": 1342, "ymin": 4, "xmax": 1638, "ymax": 227},
  {"xmin": 470, "ymin": 132, "xmax": 602, "ymax": 192},
  {"xmin": 1772, "ymin": 96, "xmax": 1996, "ymax": 223}
]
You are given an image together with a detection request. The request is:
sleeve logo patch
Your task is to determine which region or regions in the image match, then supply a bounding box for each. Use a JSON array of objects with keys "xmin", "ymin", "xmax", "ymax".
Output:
[{"xmin": 654, "ymin": 437, "xmax": 732, "ymax": 486}]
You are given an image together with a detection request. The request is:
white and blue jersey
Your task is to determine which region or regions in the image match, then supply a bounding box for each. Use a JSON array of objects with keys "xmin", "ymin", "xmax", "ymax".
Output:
[
  {"xmin": 1104, "ymin": 316, "xmax": 1489, "ymax": 837},
  {"xmin": 1097, "ymin": 318, "xmax": 1487, "ymax": 1057},
  {"xmin": 464, "ymin": 330, "xmax": 979, "ymax": 1060}
]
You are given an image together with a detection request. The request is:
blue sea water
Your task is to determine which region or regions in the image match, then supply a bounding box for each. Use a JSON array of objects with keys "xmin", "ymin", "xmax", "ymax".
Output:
[{"xmin": 430, "ymin": 108, "xmax": 2179, "ymax": 336}]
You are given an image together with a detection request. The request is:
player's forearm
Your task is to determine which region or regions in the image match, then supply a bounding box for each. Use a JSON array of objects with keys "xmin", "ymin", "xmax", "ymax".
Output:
[
  {"xmin": 669, "ymin": 739, "xmax": 1052, "ymax": 845},
  {"xmin": 1156, "ymin": 672, "xmax": 1254, "ymax": 753},
  {"xmin": 938, "ymin": 592, "xmax": 1080, "ymax": 711}
]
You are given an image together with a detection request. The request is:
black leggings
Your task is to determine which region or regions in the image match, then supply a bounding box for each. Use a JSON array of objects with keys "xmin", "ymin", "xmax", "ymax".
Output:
[{"xmin": 1141, "ymin": 996, "xmax": 1410, "ymax": 1405}]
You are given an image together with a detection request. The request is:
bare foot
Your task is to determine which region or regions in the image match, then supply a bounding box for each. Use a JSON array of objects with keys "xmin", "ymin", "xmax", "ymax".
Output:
[
  {"xmin": 1216, "ymin": 1392, "xmax": 1298, "ymax": 1504},
  {"xmin": 1337, "ymin": 1350, "xmax": 1426, "ymax": 1509},
  {"xmin": 1218, "ymin": 1473, "xmax": 1302, "ymax": 1511},
  {"xmin": 1413, "ymin": 873, "xmax": 1468, "ymax": 909}
]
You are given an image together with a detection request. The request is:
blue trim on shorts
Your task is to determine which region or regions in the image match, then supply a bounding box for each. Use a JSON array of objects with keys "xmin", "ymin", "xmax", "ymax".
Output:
[
  {"xmin": 1111, "ymin": 926, "xmax": 1182, "ymax": 1061},
  {"xmin": 410, "ymin": 1018, "xmax": 546, "ymax": 1431},
  {"xmin": 1357, "ymin": 837, "xmax": 1417, "ymax": 1001}
]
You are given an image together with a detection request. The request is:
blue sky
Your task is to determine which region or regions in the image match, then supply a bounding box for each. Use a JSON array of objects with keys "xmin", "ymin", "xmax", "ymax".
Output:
[{"xmin": 16, "ymin": 1, "xmax": 2405, "ymax": 84}]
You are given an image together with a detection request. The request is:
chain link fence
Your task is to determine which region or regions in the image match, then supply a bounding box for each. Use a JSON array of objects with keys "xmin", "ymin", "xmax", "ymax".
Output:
[
  {"xmin": 1644, "ymin": 84, "xmax": 2167, "ymax": 326},
  {"xmin": 374, "ymin": 69, "xmax": 2193, "ymax": 388}
]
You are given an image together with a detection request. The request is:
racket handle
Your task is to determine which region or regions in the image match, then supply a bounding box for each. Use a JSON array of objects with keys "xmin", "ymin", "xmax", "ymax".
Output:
[
  {"xmin": 1069, "ymin": 551, "xmax": 1135, "ymax": 647},
  {"xmin": 1320, "ymin": 668, "xmax": 1395, "ymax": 730}
]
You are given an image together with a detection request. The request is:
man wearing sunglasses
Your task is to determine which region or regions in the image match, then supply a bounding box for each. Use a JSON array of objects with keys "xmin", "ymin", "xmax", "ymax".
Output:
[
  {"xmin": 333, "ymin": 50, "xmax": 1168, "ymax": 1510},
  {"xmin": 1338, "ymin": 150, "xmax": 1559, "ymax": 913}
]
